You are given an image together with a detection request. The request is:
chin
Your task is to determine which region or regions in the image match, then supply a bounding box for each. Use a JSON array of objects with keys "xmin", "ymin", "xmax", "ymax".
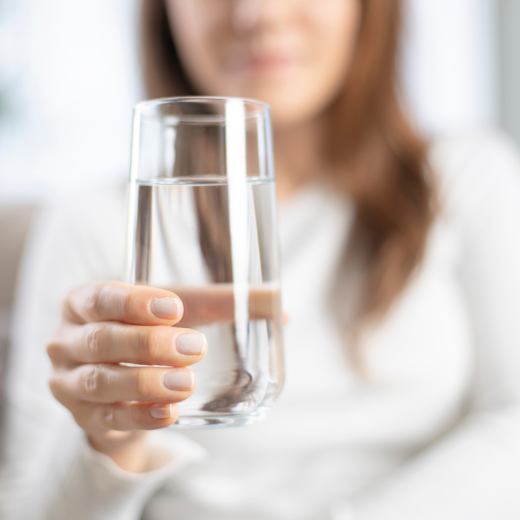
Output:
[
  {"xmin": 263, "ymin": 98, "xmax": 323, "ymax": 129},
  {"xmin": 236, "ymin": 87, "xmax": 322, "ymax": 128}
]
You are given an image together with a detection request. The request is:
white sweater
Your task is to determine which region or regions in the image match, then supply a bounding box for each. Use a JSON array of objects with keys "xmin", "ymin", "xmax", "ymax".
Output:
[{"xmin": 2, "ymin": 131, "xmax": 520, "ymax": 520}]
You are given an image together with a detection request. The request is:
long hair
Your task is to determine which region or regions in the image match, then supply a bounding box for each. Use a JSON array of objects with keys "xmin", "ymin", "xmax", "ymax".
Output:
[{"xmin": 140, "ymin": 0, "xmax": 436, "ymax": 328}]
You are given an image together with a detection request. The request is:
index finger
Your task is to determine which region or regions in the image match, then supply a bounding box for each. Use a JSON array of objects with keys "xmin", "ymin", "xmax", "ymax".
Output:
[{"xmin": 64, "ymin": 281, "xmax": 184, "ymax": 326}]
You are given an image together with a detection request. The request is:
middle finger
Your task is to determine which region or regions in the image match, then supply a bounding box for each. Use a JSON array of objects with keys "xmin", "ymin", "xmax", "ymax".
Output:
[{"xmin": 49, "ymin": 322, "xmax": 207, "ymax": 367}]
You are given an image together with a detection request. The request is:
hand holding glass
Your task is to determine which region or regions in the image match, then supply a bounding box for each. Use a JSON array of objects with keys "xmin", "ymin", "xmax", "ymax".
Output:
[{"xmin": 126, "ymin": 97, "xmax": 285, "ymax": 427}]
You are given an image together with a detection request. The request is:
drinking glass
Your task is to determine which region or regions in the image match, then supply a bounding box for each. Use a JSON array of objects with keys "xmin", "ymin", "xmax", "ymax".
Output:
[{"xmin": 125, "ymin": 97, "xmax": 285, "ymax": 427}]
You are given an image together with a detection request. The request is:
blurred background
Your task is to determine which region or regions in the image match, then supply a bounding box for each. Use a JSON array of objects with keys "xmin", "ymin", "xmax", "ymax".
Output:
[
  {"xmin": 2, "ymin": 0, "xmax": 520, "ymax": 203},
  {"xmin": 0, "ymin": 0, "xmax": 519, "ymax": 378}
]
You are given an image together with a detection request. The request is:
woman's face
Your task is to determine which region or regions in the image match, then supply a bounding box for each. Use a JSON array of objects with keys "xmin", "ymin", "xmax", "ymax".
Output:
[{"xmin": 166, "ymin": 0, "xmax": 361, "ymax": 127}]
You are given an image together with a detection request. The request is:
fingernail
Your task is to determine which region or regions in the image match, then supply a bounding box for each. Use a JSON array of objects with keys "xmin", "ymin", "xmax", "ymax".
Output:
[
  {"xmin": 150, "ymin": 297, "xmax": 181, "ymax": 320},
  {"xmin": 162, "ymin": 370, "xmax": 195, "ymax": 391},
  {"xmin": 176, "ymin": 332, "xmax": 206, "ymax": 356},
  {"xmin": 150, "ymin": 403, "xmax": 173, "ymax": 419}
]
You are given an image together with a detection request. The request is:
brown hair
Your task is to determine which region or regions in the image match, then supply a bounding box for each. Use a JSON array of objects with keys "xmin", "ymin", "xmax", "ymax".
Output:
[{"xmin": 140, "ymin": 0, "xmax": 436, "ymax": 328}]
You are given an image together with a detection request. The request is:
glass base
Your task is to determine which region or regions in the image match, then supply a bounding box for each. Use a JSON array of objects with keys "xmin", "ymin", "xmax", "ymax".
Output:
[{"xmin": 170, "ymin": 409, "xmax": 267, "ymax": 429}]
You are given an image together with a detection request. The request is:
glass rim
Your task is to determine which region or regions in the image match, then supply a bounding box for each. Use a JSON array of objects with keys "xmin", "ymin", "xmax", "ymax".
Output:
[
  {"xmin": 134, "ymin": 96, "xmax": 271, "ymax": 115},
  {"xmin": 129, "ymin": 95, "xmax": 275, "ymax": 183}
]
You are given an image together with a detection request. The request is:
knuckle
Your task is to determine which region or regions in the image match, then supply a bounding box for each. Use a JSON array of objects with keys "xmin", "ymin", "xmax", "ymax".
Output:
[
  {"xmin": 101, "ymin": 405, "xmax": 116, "ymax": 429},
  {"xmin": 85, "ymin": 324, "xmax": 104, "ymax": 361},
  {"xmin": 84, "ymin": 283, "xmax": 106, "ymax": 320},
  {"xmin": 80, "ymin": 365, "xmax": 105, "ymax": 398},
  {"xmin": 46, "ymin": 339, "xmax": 60, "ymax": 362}
]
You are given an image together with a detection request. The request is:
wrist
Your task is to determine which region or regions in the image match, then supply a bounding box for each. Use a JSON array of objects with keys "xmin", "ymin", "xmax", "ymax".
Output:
[{"xmin": 88, "ymin": 430, "xmax": 151, "ymax": 473}]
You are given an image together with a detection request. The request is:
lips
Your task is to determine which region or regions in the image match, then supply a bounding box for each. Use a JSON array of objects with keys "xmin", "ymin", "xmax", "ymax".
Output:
[{"xmin": 227, "ymin": 51, "xmax": 299, "ymax": 75}]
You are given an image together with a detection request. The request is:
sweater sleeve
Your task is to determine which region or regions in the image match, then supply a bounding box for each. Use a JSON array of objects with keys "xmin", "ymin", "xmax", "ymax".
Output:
[
  {"xmin": 0, "ymin": 187, "xmax": 207, "ymax": 520},
  {"xmin": 44, "ymin": 432, "xmax": 207, "ymax": 520},
  {"xmin": 336, "ymin": 132, "xmax": 520, "ymax": 520}
]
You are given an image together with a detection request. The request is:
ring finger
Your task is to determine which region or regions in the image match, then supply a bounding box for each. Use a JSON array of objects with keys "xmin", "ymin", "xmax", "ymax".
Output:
[{"xmin": 50, "ymin": 364, "xmax": 196, "ymax": 405}]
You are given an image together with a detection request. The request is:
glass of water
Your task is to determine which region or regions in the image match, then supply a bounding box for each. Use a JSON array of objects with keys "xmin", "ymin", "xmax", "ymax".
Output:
[{"xmin": 125, "ymin": 97, "xmax": 284, "ymax": 428}]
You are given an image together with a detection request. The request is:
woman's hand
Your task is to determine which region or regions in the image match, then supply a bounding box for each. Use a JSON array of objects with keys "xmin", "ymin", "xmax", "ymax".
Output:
[{"xmin": 46, "ymin": 281, "xmax": 207, "ymax": 473}]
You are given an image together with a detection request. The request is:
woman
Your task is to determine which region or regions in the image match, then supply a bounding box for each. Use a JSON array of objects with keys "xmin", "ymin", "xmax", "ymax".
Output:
[{"xmin": 3, "ymin": 0, "xmax": 520, "ymax": 518}]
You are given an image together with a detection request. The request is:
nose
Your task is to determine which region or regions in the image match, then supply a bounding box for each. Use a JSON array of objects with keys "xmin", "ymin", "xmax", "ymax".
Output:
[{"xmin": 232, "ymin": 0, "xmax": 291, "ymax": 32}]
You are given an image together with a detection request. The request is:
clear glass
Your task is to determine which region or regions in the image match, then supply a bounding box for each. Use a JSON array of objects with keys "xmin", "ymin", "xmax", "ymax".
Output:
[{"xmin": 125, "ymin": 97, "xmax": 284, "ymax": 428}]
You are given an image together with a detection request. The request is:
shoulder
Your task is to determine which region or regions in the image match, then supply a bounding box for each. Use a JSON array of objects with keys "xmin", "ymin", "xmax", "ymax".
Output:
[{"xmin": 427, "ymin": 129, "xmax": 520, "ymax": 223}]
